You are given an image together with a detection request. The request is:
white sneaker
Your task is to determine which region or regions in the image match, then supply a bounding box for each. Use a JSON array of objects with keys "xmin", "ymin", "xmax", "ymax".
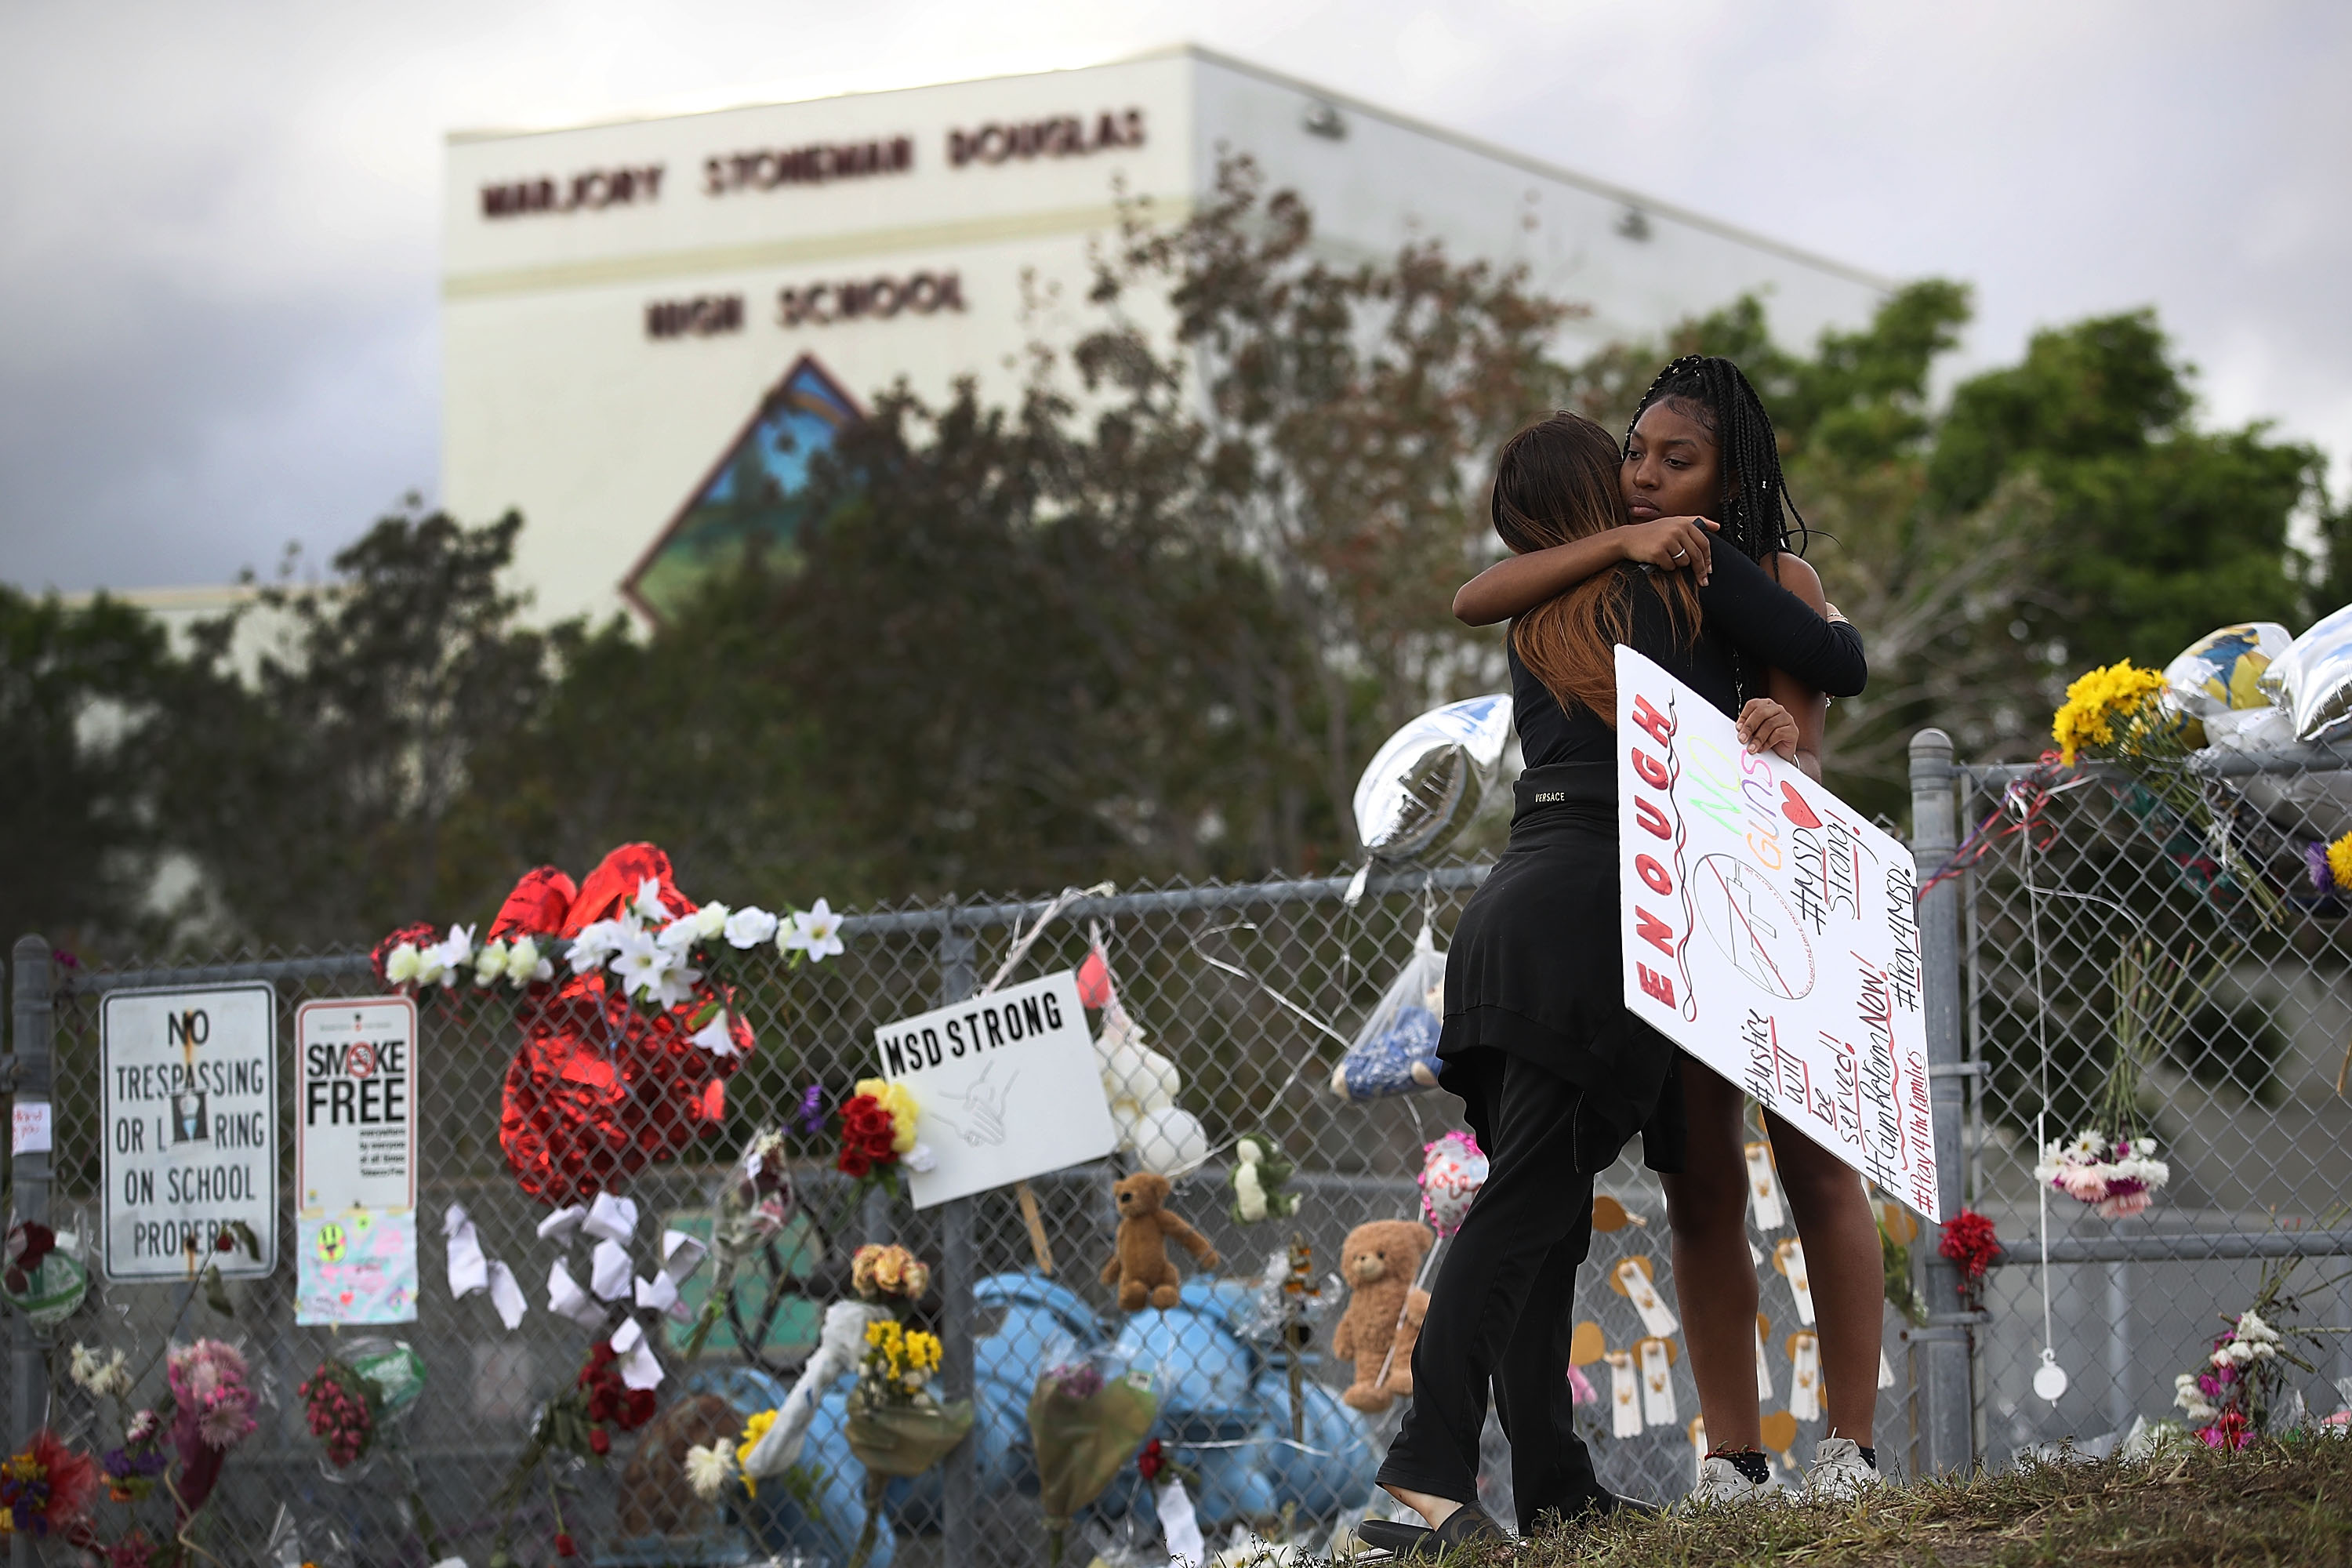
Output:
[
  {"xmin": 1688, "ymin": 1454, "xmax": 1770, "ymax": 1508},
  {"xmin": 1805, "ymin": 1436, "xmax": 1885, "ymax": 1501}
]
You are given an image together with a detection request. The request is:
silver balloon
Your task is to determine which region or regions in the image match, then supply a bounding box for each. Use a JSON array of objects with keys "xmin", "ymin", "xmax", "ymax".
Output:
[
  {"xmin": 2162, "ymin": 622, "xmax": 2291, "ymax": 719},
  {"xmin": 1352, "ymin": 694, "xmax": 1515, "ymax": 863},
  {"xmin": 2264, "ymin": 604, "xmax": 2352, "ymax": 742}
]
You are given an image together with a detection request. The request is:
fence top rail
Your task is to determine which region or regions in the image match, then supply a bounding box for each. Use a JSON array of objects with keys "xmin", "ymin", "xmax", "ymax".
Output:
[
  {"xmin": 38, "ymin": 861, "xmax": 1496, "ymax": 998},
  {"xmin": 1951, "ymin": 742, "xmax": 2352, "ymax": 790}
]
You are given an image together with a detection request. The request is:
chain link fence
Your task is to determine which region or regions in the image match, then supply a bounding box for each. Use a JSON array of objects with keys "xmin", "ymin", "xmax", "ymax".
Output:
[
  {"xmin": 5, "ymin": 855, "xmax": 1927, "ymax": 1566},
  {"xmin": 1940, "ymin": 741, "xmax": 2352, "ymax": 1464}
]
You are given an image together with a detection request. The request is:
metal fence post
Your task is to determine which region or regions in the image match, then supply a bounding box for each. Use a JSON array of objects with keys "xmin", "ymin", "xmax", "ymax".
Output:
[
  {"xmin": 9, "ymin": 936, "xmax": 53, "ymax": 1568},
  {"xmin": 1908, "ymin": 730, "xmax": 1976, "ymax": 1473},
  {"xmin": 937, "ymin": 916, "xmax": 979, "ymax": 1552}
]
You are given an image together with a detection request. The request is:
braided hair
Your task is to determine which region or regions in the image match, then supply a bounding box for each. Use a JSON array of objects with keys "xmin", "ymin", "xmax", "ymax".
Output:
[{"xmin": 1622, "ymin": 354, "xmax": 1809, "ymax": 563}]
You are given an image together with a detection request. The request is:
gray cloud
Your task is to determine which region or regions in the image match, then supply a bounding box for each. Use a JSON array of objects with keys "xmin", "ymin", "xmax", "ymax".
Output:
[{"xmin": 4, "ymin": 0, "xmax": 2347, "ymax": 593}]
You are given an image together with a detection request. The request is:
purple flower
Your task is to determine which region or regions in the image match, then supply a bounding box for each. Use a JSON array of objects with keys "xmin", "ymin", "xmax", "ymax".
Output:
[
  {"xmin": 1045, "ymin": 1361, "xmax": 1103, "ymax": 1400},
  {"xmin": 2310, "ymin": 841, "xmax": 2340, "ymax": 895},
  {"xmin": 794, "ymin": 1083, "xmax": 826, "ymax": 1138}
]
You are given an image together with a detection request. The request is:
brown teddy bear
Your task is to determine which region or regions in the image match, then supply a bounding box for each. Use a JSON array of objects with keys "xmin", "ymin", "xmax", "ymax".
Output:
[
  {"xmin": 1102, "ymin": 1171, "xmax": 1221, "ymax": 1311},
  {"xmin": 1330, "ymin": 1218, "xmax": 1434, "ymax": 1413}
]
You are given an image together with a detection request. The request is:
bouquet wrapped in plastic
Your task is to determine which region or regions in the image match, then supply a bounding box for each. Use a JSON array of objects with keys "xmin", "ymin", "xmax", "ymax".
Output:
[
  {"xmin": 1028, "ymin": 1350, "xmax": 1159, "ymax": 1566},
  {"xmin": 843, "ymin": 1319, "xmax": 971, "ymax": 1568}
]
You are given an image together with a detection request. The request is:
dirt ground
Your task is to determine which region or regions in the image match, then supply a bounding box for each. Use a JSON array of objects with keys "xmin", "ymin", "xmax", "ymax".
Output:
[{"xmin": 1486, "ymin": 1437, "xmax": 2352, "ymax": 1567}]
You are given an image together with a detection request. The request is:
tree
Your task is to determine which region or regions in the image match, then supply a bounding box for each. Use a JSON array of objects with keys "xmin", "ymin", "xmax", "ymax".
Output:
[
  {"xmin": 1929, "ymin": 310, "xmax": 2322, "ymax": 669},
  {"xmin": 159, "ymin": 506, "xmax": 560, "ymax": 947},
  {"xmin": 1075, "ymin": 159, "xmax": 1581, "ymax": 857},
  {"xmin": 0, "ymin": 587, "xmax": 184, "ymax": 953}
]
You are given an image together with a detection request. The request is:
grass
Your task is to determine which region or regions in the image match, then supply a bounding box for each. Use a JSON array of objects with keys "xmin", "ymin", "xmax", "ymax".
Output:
[{"xmin": 1495, "ymin": 1438, "xmax": 2352, "ymax": 1567}]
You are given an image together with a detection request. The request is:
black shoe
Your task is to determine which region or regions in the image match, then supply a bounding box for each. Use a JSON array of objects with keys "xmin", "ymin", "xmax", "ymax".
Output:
[
  {"xmin": 1355, "ymin": 1519, "xmax": 1437, "ymax": 1557},
  {"xmin": 1356, "ymin": 1503, "xmax": 1512, "ymax": 1560}
]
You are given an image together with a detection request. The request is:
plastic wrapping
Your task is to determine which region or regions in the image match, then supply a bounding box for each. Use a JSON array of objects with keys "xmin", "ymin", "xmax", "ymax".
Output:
[{"xmin": 1330, "ymin": 922, "xmax": 1446, "ymax": 1101}]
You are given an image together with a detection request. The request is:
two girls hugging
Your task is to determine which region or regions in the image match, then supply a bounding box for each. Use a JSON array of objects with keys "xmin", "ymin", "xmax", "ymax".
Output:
[{"xmin": 1362, "ymin": 357, "xmax": 1883, "ymax": 1555}]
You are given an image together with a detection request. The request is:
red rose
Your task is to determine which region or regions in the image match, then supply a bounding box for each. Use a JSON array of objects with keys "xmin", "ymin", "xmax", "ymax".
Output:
[
  {"xmin": 587, "ymin": 1385, "xmax": 618, "ymax": 1422},
  {"xmin": 623, "ymin": 1388, "xmax": 656, "ymax": 1428},
  {"xmin": 1138, "ymin": 1439, "xmax": 1163, "ymax": 1482},
  {"xmin": 862, "ymin": 1130, "xmax": 897, "ymax": 1160},
  {"xmin": 837, "ymin": 1145, "xmax": 873, "ymax": 1179},
  {"xmin": 589, "ymin": 1427, "xmax": 611, "ymax": 1456},
  {"xmin": 555, "ymin": 1532, "xmax": 578, "ymax": 1558}
]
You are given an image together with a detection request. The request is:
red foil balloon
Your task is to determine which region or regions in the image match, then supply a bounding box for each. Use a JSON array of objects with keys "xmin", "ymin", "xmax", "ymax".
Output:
[{"xmin": 485, "ymin": 844, "xmax": 753, "ymax": 1207}]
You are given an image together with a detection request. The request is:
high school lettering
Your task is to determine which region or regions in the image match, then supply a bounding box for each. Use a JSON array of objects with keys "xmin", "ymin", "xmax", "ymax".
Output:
[{"xmin": 1613, "ymin": 645, "xmax": 1938, "ymax": 1219}]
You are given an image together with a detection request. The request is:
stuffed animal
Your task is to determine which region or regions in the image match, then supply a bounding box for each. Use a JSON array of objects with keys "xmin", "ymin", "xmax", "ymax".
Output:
[
  {"xmin": 1102, "ymin": 1171, "xmax": 1220, "ymax": 1311},
  {"xmin": 1229, "ymin": 1133, "xmax": 1299, "ymax": 1225},
  {"xmin": 1330, "ymin": 1219, "xmax": 1435, "ymax": 1413}
]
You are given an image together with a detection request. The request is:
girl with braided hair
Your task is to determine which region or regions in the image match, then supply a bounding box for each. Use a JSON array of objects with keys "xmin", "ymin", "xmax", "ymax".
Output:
[
  {"xmin": 1359, "ymin": 411, "xmax": 1864, "ymax": 1556},
  {"xmin": 1451, "ymin": 356, "xmax": 1889, "ymax": 1505}
]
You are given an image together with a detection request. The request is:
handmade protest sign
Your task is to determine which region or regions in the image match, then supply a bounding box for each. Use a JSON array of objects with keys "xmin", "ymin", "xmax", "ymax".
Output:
[
  {"xmin": 1614, "ymin": 645, "xmax": 1938, "ymax": 1218},
  {"xmin": 293, "ymin": 997, "xmax": 419, "ymax": 1325},
  {"xmin": 872, "ymin": 971, "xmax": 1119, "ymax": 1209},
  {"xmin": 100, "ymin": 982, "xmax": 278, "ymax": 1280}
]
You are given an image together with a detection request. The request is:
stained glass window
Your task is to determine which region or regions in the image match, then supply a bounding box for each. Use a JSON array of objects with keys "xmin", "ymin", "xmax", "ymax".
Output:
[{"xmin": 623, "ymin": 354, "xmax": 859, "ymax": 622}]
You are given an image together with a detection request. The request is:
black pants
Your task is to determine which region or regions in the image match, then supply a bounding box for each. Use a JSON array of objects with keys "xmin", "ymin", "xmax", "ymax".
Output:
[{"xmin": 1375, "ymin": 1048, "xmax": 1607, "ymax": 1530}]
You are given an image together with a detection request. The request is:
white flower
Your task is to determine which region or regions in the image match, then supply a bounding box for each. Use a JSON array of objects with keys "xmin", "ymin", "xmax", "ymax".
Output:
[
  {"xmin": 69, "ymin": 1344, "xmax": 132, "ymax": 1399},
  {"xmin": 649, "ymin": 949, "xmax": 703, "ymax": 1008},
  {"xmin": 724, "ymin": 906, "xmax": 779, "ymax": 949},
  {"xmin": 474, "ymin": 937, "xmax": 510, "ymax": 987},
  {"xmin": 744, "ymin": 1131, "xmax": 787, "ymax": 1178},
  {"xmin": 568, "ymin": 920, "xmax": 626, "ymax": 975},
  {"xmin": 904, "ymin": 1142, "xmax": 938, "ymax": 1174},
  {"xmin": 782, "ymin": 898, "xmax": 846, "ymax": 961},
  {"xmin": 504, "ymin": 936, "xmax": 552, "ymax": 986},
  {"xmin": 683, "ymin": 1440, "xmax": 737, "ymax": 1500},
  {"xmin": 657, "ymin": 915, "xmax": 702, "ymax": 953},
  {"xmin": 631, "ymin": 877, "xmax": 671, "ymax": 925},
  {"xmin": 2238, "ymin": 1309, "xmax": 2281, "ymax": 1345},
  {"xmin": 610, "ymin": 925, "xmax": 665, "ymax": 997},
  {"xmin": 691, "ymin": 902, "xmax": 729, "ymax": 940},
  {"xmin": 430, "ymin": 924, "xmax": 476, "ymax": 988},
  {"xmin": 2173, "ymin": 1373, "xmax": 2217, "ymax": 1421},
  {"xmin": 384, "ymin": 942, "xmax": 425, "ymax": 986},
  {"xmin": 689, "ymin": 1012, "xmax": 741, "ymax": 1058}
]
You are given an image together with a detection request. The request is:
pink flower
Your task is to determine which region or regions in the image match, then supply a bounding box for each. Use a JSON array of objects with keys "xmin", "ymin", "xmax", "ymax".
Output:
[
  {"xmin": 2094, "ymin": 1189, "xmax": 2152, "ymax": 1219},
  {"xmin": 2057, "ymin": 1166, "xmax": 2110, "ymax": 1203}
]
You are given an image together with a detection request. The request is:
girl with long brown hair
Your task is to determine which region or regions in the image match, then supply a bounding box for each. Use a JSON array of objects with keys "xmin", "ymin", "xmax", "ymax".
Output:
[{"xmin": 1360, "ymin": 411, "xmax": 1864, "ymax": 1553}]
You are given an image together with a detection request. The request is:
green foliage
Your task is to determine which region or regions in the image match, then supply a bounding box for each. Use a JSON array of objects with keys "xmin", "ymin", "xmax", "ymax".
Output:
[
  {"xmin": 159, "ymin": 506, "xmax": 560, "ymax": 947},
  {"xmin": 1929, "ymin": 310, "xmax": 2321, "ymax": 666},
  {"xmin": 0, "ymin": 585, "xmax": 185, "ymax": 949}
]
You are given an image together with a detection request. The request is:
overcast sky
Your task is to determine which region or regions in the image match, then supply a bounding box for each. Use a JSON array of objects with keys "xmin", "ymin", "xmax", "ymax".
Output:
[{"xmin": 4, "ymin": 0, "xmax": 2347, "ymax": 595}]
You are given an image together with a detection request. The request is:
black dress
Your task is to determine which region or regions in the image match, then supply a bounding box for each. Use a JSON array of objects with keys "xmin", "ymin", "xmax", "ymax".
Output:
[{"xmin": 1376, "ymin": 550, "xmax": 1865, "ymax": 1526}]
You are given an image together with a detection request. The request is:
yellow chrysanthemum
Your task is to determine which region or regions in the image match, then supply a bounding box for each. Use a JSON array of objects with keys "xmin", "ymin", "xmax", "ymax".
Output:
[
  {"xmin": 735, "ymin": 1406, "xmax": 778, "ymax": 1497},
  {"xmin": 2329, "ymin": 833, "xmax": 2352, "ymax": 895},
  {"xmin": 2052, "ymin": 661, "xmax": 2169, "ymax": 765}
]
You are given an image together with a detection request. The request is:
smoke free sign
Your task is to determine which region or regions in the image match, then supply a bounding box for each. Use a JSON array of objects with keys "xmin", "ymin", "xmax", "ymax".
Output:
[
  {"xmin": 100, "ymin": 982, "xmax": 278, "ymax": 1280},
  {"xmin": 296, "ymin": 996, "xmax": 417, "ymax": 1216}
]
